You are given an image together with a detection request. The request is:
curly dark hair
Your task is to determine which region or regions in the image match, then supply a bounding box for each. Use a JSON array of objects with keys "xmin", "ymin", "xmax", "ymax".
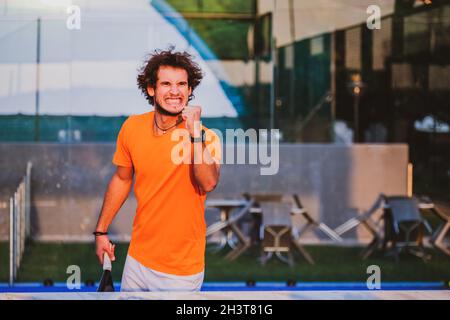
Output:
[{"xmin": 137, "ymin": 48, "xmax": 203, "ymax": 106}]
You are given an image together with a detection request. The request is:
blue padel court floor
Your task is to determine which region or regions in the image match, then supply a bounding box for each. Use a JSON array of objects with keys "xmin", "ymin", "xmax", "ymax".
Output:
[{"xmin": 0, "ymin": 282, "xmax": 448, "ymax": 293}]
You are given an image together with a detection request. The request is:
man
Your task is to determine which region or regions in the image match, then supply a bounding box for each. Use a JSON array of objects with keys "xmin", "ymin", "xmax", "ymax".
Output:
[{"xmin": 94, "ymin": 49, "xmax": 221, "ymax": 292}]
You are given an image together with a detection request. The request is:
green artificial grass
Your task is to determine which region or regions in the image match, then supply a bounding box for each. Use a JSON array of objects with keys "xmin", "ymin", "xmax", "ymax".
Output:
[
  {"xmin": 0, "ymin": 242, "xmax": 7, "ymax": 281},
  {"xmin": 1, "ymin": 242, "xmax": 449, "ymax": 284}
]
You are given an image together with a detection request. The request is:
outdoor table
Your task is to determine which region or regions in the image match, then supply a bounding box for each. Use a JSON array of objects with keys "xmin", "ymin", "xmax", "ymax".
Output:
[
  {"xmin": 419, "ymin": 202, "xmax": 450, "ymax": 256},
  {"xmin": 340, "ymin": 196, "xmax": 450, "ymax": 259},
  {"xmin": 205, "ymin": 199, "xmax": 253, "ymax": 260}
]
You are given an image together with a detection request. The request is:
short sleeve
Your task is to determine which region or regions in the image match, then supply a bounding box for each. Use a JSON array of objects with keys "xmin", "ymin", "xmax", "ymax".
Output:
[
  {"xmin": 112, "ymin": 119, "xmax": 133, "ymax": 168},
  {"xmin": 204, "ymin": 128, "xmax": 222, "ymax": 165}
]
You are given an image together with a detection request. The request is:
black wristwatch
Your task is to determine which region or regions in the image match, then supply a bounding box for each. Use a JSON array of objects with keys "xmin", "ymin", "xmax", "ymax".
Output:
[{"xmin": 190, "ymin": 129, "xmax": 206, "ymax": 143}]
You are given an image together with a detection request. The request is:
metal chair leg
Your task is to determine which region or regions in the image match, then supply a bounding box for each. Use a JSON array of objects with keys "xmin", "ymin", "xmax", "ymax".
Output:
[{"xmin": 291, "ymin": 239, "xmax": 315, "ymax": 265}]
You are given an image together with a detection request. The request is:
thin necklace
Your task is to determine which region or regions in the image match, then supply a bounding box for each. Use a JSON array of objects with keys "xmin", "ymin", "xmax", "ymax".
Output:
[{"xmin": 154, "ymin": 114, "xmax": 182, "ymax": 134}]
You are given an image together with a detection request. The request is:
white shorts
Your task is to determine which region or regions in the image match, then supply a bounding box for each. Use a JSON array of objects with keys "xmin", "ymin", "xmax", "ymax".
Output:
[{"xmin": 120, "ymin": 254, "xmax": 204, "ymax": 292}]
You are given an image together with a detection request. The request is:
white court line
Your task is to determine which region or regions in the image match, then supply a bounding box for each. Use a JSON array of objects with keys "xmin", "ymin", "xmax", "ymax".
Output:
[{"xmin": 1, "ymin": 290, "xmax": 449, "ymax": 300}]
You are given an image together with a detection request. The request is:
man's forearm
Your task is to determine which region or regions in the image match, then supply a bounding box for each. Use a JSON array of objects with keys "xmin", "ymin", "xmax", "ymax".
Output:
[
  {"xmin": 95, "ymin": 173, "xmax": 133, "ymax": 232},
  {"xmin": 192, "ymin": 142, "xmax": 220, "ymax": 193}
]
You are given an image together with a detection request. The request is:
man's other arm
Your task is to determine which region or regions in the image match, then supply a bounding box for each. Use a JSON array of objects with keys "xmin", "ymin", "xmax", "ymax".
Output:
[{"xmin": 94, "ymin": 165, "xmax": 134, "ymax": 264}]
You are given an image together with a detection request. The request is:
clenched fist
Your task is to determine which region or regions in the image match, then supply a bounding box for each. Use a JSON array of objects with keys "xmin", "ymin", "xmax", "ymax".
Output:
[{"xmin": 181, "ymin": 106, "xmax": 202, "ymax": 137}]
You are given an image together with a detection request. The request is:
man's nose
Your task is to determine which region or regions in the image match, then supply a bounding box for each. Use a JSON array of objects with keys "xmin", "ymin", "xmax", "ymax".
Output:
[{"xmin": 169, "ymin": 85, "xmax": 180, "ymax": 94}]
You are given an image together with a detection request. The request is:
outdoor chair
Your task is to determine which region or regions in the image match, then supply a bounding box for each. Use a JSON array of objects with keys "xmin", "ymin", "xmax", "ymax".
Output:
[
  {"xmin": 334, "ymin": 194, "xmax": 385, "ymax": 259},
  {"xmin": 382, "ymin": 196, "xmax": 431, "ymax": 262},
  {"xmin": 417, "ymin": 197, "xmax": 450, "ymax": 257},
  {"xmin": 291, "ymin": 194, "xmax": 343, "ymax": 243},
  {"xmin": 243, "ymin": 193, "xmax": 301, "ymax": 266}
]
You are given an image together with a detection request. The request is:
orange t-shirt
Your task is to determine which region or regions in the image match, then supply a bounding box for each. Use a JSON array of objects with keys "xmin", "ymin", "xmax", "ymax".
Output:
[{"xmin": 112, "ymin": 111, "xmax": 221, "ymax": 275}]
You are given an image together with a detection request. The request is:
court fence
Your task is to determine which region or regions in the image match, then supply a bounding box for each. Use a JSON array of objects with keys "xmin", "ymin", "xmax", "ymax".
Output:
[{"xmin": 9, "ymin": 161, "xmax": 32, "ymax": 286}]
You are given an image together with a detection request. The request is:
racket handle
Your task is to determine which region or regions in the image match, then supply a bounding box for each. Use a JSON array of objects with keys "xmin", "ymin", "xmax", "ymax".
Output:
[{"xmin": 103, "ymin": 252, "xmax": 112, "ymax": 271}]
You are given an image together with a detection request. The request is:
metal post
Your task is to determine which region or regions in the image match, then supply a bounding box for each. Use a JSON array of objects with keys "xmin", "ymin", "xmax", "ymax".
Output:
[
  {"xmin": 14, "ymin": 191, "xmax": 19, "ymax": 277},
  {"xmin": 330, "ymin": 33, "xmax": 336, "ymax": 142},
  {"xmin": 348, "ymin": 74, "xmax": 365, "ymax": 143},
  {"xmin": 270, "ymin": 36, "xmax": 277, "ymax": 131},
  {"xmin": 354, "ymin": 94, "xmax": 360, "ymax": 143},
  {"xmin": 269, "ymin": 1, "xmax": 276, "ymax": 130},
  {"xmin": 34, "ymin": 18, "xmax": 41, "ymax": 142},
  {"xmin": 18, "ymin": 184, "xmax": 21, "ymax": 268},
  {"xmin": 25, "ymin": 162, "xmax": 32, "ymax": 237},
  {"xmin": 9, "ymin": 197, "xmax": 14, "ymax": 286},
  {"xmin": 20, "ymin": 180, "xmax": 25, "ymax": 262}
]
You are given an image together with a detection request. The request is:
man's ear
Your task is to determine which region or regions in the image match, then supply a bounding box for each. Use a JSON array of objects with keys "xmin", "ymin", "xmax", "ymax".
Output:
[
  {"xmin": 147, "ymin": 86, "xmax": 155, "ymax": 97},
  {"xmin": 188, "ymin": 86, "xmax": 192, "ymax": 96}
]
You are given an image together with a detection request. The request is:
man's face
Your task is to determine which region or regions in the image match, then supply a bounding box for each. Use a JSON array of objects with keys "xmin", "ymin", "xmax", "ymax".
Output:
[{"xmin": 147, "ymin": 66, "xmax": 192, "ymax": 114}]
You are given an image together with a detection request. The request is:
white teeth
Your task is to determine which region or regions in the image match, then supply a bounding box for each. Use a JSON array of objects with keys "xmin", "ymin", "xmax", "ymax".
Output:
[{"xmin": 166, "ymin": 98, "xmax": 181, "ymax": 105}]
